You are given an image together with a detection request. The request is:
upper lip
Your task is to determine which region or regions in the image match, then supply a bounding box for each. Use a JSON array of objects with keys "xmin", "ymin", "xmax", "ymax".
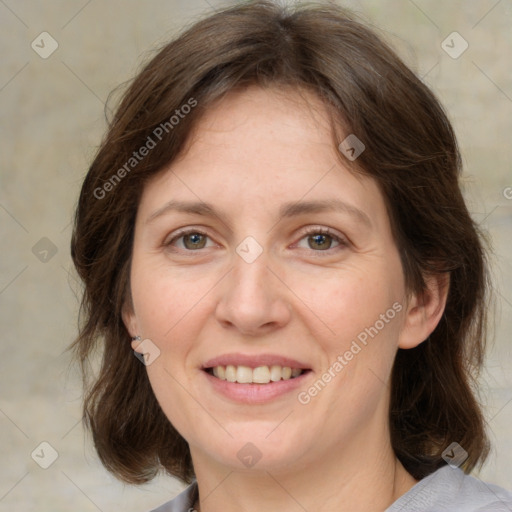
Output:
[{"xmin": 202, "ymin": 353, "xmax": 311, "ymax": 370}]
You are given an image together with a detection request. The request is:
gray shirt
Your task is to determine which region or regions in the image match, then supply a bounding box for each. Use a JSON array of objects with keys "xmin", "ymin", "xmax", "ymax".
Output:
[{"xmin": 149, "ymin": 466, "xmax": 512, "ymax": 512}]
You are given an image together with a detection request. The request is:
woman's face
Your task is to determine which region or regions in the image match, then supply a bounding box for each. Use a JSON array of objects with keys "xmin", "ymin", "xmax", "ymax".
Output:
[{"xmin": 124, "ymin": 85, "xmax": 412, "ymax": 475}]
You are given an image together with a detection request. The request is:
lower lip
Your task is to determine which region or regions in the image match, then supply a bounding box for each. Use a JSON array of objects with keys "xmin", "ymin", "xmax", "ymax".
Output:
[{"xmin": 201, "ymin": 369, "xmax": 312, "ymax": 404}]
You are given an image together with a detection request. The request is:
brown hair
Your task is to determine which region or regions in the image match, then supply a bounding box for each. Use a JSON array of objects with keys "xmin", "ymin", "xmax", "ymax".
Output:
[{"xmin": 70, "ymin": 0, "xmax": 491, "ymax": 485}]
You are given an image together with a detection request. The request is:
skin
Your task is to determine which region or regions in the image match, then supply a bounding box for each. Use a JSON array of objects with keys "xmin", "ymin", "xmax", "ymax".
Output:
[{"xmin": 123, "ymin": 85, "xmax": 449, "ymax": 512}]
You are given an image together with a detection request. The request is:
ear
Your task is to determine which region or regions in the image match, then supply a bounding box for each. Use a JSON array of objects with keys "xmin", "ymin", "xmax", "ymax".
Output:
[
  {"xmin": 121, "ymin": 301, "xmax": 142, "ymax": 352},
  {"xmin": 398, "ymin": 273, "xmax": 450, "ymax": 349}
]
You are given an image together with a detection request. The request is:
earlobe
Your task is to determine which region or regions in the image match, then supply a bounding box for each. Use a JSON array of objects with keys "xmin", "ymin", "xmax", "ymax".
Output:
[
  {"xmin": 130, "ymin": 335, "xmax": 142, "ymax": 352},
  {"xmin": 398, "ymin": 273, "xmax": 450, "ymax": 350}
]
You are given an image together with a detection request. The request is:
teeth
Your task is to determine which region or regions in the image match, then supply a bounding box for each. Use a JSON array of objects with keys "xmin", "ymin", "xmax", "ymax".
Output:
[
  {"xmin": 211, "ymin": 365, "xmax": 304, "ymax": 384},
  {"xmin": 236, "ymin": 365, "xmax": 253, "ymax": 384}
]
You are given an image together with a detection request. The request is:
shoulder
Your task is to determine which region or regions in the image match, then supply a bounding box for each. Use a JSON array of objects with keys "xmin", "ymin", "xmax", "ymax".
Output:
[
  {"xmin": 147, "ymin": 480, "xmax": 199, "ymax": 512},
  {"xmin": 147, "ymin": 471, "xmax": 512, "ymax": 512},
  {"xmin": 387, "ymin": 466, "xmax": 512, "ymax": 512}
]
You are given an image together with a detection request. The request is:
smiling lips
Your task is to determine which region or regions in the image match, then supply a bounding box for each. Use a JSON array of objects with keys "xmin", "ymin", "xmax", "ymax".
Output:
[
  {"xmin": 208, "ymin": 364, "xmax": 305, "ymax": 384},
  {"xmin": 202, "ymin": 353, "xmax": 311, "ymax": 385}
]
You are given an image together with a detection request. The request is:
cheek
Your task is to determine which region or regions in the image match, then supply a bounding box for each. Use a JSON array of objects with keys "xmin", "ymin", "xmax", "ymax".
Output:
[
  {"xmin": 290, "ymin": 263, "xmax": 405, "ymax": 397},
  {"xmin": 292, "ymin": 266, "xmax": 401, "ymax": 341},
  {"xmin": 131, "ymin": 267, "xmax": 209, "ymax": 431},
  {"xmin": 130, "ymin": 260, "xmax": 218, "ymax": 340}
]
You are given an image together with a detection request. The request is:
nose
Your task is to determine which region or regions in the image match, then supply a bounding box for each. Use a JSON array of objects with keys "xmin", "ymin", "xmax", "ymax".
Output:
[{"xmin": 215, "ymin": 251, "xmax": 292, "ymax": 336}]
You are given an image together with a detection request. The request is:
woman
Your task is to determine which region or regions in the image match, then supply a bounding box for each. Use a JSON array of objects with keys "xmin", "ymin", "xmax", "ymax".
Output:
[{"xmin": 70, "ymin": 1, "xmax": 512, "ymax": 511}]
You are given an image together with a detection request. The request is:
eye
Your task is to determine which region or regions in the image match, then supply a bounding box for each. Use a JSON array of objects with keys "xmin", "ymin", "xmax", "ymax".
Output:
[
  {"xmin": 164, "ymin": 229, "xmax": 214, "ymax": 251},
  {"xmin": 295, "ymin": 227, "xmax": 347, "ymax": 252},
  {"xmin": 163, "ymin": 227, "xmax": 348, "ymax": 254}
]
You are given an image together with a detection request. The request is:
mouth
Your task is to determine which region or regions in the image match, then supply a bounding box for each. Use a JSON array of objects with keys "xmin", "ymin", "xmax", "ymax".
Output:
[{"xmin": 203, "ymin": 365, "xmax": 312, "ymax": 384}]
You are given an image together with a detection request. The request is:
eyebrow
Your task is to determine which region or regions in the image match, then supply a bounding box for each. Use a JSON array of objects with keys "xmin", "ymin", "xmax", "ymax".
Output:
[{"xmin": 146, "ymin": 199, "xmax": 372, "ymax": 229}]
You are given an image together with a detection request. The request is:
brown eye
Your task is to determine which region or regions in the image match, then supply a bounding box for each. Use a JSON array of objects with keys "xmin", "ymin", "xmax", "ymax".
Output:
[
  {"xmin": 307, "ymin": 233, "xmax": 336, "ymax": 251},
  {"xmin": 182, "ymin": 232, "xmax": 207, "ymax": 250},
  {"xmin": 296, "ymin": 227, "xmax": 346, "ymax": 253}
]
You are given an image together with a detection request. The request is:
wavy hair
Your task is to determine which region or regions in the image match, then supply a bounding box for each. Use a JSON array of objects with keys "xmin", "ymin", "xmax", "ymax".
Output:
[{"xmin": 70, "ymin": 0, "xmax": 491, "ymax": 484}]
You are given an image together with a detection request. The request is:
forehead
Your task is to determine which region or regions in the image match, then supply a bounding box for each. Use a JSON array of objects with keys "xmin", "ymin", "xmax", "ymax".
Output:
[
  {"xmin": 180, "ymin": 85, "xmax": 338, "ymax": 162},
  {"xmin": 137, "ymin": 85, "xmax": 389, "ymax": 233}
]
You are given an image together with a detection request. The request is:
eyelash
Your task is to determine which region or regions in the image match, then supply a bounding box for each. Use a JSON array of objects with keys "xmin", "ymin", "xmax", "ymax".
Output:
[{"xmin": 163, "ymin": 226, "xmax": 348, "ymax": 255}]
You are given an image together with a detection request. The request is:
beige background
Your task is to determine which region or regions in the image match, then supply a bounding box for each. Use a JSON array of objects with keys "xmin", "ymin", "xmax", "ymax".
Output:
[{"xmin": 1, "ymin": 0, "xmax": 511, "ymax": 510}]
